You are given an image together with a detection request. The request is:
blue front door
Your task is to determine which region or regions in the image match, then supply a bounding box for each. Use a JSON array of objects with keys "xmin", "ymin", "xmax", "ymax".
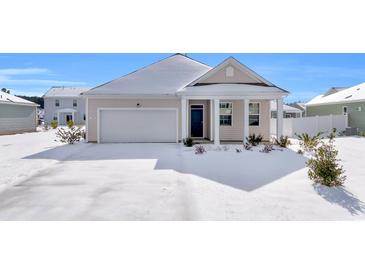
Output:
[{"xmin": 191, "ymin": 107, "xmax": 203, "ymax": 137}]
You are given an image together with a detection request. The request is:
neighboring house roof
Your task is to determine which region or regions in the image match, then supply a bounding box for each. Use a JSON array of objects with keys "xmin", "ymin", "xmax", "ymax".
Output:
[
  {"xmin": 83, "ymin": 54, "xmax": 289, "ymax": 98},
  {"xmin": 84, "ymin": 54, "xmax": 211, "ymax": 96},
  {"xmin": 43, "ymin": 86, "xmax": 90, "ymax": 98},
  {"xmin": 0, "ymin": 91, "xmax": 38, "ymax": 106},
  {"xmin": 290, "ymin": 102, "xmax": 306, "ymax": 112},
  {"xmin": 306, "ymin": 82, "xmax": 365, "ymax": 106},
  {"xmin": 270, "ymin": 101, "xmax": 303, "ymax": 113}
]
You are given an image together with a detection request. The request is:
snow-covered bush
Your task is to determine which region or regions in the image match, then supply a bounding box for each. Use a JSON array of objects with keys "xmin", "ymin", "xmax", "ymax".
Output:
[
  {"xmin": 50, "ymin": 120, "xmax": 58, "ymax": 129},
  {"xmin": 260, "ymin": 143, "xmax": 274, "ymax": 153},
  {"xmin": 194, "ymin": 145, "xmax": 206, "ymax": 154},
  {"xmin": 43, "ymin": 124, "xmax": 50, "ymax": 131},
  {"xmin": 183, "ymin": 137, "xmax": 193, "ymax": 147},
  {"xmin": 295, "ymin": 132, "xmax": 322, "ymax": 152},
  {"xmin": 67, "ymin": 120, "xmax": 74, "ymax": 128},
  {"xmin": 244, "ymin": 142, "xmax": 252, "ymax": 151},
  {"xmin": 306, "ymin": 139, "xmax": 346, "ymax": 187},
  {"xmin": 55, "ymin": 126, "xmax": 84, "ymax": 144},
  {"xmin": 274, "ymin": 136, "xmax": 291, "ymax": 148},
  {"xmin": 246, "ymin": 134, "xmax": 263, "ymax": 146}
]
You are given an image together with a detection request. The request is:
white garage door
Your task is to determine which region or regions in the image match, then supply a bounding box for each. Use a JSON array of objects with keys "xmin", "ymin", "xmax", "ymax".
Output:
[{"xmin": 99, "ymin": 108, "xmax": 177, "ymax": 143}]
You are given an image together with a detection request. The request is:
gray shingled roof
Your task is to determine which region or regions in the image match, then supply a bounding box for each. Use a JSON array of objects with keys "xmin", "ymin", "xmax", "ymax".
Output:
[
  {"xmin": 43, "ymin": 86, "xmax": 90, "ymax": 98},
  {"xmin": 84, "ymin": 54, "xmax": 211, "ymax": 96}
]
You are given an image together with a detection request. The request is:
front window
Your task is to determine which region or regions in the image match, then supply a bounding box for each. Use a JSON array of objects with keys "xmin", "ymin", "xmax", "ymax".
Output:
[
  {"xmin": 220, "ymin": 102, "xmax": 233, "ymax": 126},
  {"xmin": 249, "ymin": 103, "xmax": 260, "ymax": 126},
  {"xmin": 55, "ymin": 99, "xmax": 59, "ymax": 107},
  {"xmin": 73, "ymin": 99, "xmax": 77, "ymax": 107}
]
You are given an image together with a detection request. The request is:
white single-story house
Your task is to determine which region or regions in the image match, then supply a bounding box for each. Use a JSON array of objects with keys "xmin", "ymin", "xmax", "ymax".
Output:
[
  {"xmin": 270, "ymin": 101, "xmax": 303, "ymax": 118},
  {"xmin": 43, "ymin": 86, "xmax": 89, "ymax": 125},
  {"xmin": 82, "ymin": 54, "xmax": 289, "ymax": 144},
  {"xmin": 0, "ymin": 91, "xmax": 38, "ymax": 135}
]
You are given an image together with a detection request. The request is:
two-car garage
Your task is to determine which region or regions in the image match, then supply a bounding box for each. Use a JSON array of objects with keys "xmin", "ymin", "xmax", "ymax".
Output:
[{"xmin": 98, "ymin": 108, "xmax": 178, "ymax": 143}]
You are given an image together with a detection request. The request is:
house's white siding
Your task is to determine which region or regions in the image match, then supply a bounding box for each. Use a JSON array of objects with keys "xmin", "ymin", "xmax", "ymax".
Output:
[{"xmin": 44, "ymin": 97, "xmax": 86, "ymax": 125}]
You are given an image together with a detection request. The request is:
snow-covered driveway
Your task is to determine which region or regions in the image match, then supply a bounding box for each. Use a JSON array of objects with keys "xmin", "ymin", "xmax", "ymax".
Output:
[{"xmin": 0, "ymin": 130, "xmax": 364, "ymax": 220}]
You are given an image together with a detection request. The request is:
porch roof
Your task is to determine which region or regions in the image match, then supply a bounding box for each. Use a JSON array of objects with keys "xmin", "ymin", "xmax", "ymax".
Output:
[{"xmin": 177, "ymin": 83, "xmax": 288, "ymax": 98}]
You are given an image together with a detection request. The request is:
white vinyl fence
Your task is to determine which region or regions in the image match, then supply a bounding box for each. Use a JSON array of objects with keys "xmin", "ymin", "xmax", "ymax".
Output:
[{"xmin": 270, "ymin": 114, "xmax": 348, "ymax": 138}]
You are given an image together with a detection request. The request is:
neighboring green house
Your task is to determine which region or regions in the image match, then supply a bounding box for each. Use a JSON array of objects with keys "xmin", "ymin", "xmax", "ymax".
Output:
[{"xmin": 306, "ymin": 83, "xmax": 365, "ymax": 131}]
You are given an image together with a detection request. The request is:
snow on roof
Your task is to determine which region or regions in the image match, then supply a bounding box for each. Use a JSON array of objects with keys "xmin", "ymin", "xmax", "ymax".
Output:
[
  {"xmin": 178, "ymin": 84, "xmax": 287, "ymax": 96},
  {"xmin": 270, "ymin": 101, "xmax": 302, "ymax": 113},
  {"xmin": 0, "ymin": 91, "xmax": 37, "ymax": 106},
  {"xmin": 84, "ymin": 54, "xmax": 211, "ymax": 96},
  {"xmin": 306, "ymin": 82, "xmax": 365, "ymax": 106},
  {"xmin": 44, "ymin": 86, "xmax": 90, "ymax": 97}
]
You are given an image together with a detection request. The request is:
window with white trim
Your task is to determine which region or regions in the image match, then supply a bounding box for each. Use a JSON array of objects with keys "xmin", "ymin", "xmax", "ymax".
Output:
[
  {"xmin": 53, "ymin": 114, "xmax": 57, "ymax": 121},
  {"xmin": 55, "ymin": 99, "xmax": 60, "ymax": 107},
  {"xmin": 220, "ymin": 102, "xmax": 233, "ymax": 126},
  {"xmin": 73, "ymin": 99, "xmax": 77, "ymax": 107},
  {"xmin": 343, "ymin": 106, "xmax": 348, "ymax": 115},
  {"xmin": 249, "ymin": 103, "xmax": 260, "ymax": 126}
]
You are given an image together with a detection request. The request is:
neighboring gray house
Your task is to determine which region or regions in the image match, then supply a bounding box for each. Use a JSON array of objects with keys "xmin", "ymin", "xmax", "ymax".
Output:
[
  {"xmin": 0, "ymin": 90, "xmax": 38, "ymax": 135},
  {"xmin": 306, "ymin": 83, "xmax": 365, "ymax": 131},
  {"xmin": 43, "ymin": 87, "xmax": 89, "ymax": 125},
  {"xmin": 270, "ymin": 101, "xmax": 303, "ymax": 118}
]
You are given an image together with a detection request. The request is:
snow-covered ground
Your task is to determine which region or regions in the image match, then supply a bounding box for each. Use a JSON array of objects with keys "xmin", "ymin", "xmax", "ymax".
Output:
[{"xmin": 0, "ymin": 130, "xmax": 364, "ymax": 220}]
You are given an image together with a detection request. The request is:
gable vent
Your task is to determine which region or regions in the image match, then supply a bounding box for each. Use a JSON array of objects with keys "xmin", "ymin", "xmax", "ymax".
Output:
[{"xmin": 226, "ymin": 66, "xmax": 234, "ymax": 77}]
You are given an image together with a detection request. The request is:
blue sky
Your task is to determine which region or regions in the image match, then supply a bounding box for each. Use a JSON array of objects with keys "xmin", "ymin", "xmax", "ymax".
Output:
[{"xmin": 1, "ymin": 53, "xmax": 365, "ymax": 102}]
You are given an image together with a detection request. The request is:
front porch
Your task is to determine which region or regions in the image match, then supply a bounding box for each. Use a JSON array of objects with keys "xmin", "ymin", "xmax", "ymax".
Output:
[{"xmin": 181, "ymin": 98, "xmax": 284, "ymax": 145}]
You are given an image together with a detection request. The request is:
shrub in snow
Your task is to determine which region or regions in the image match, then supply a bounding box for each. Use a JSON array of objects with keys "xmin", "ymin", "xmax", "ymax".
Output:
[
  {"xmin": 183, "ymin": 137, "xmax": 193, "ymax": 147},
  {"xmin": 260, "ymin": 143, "xmax": 274, "ymax": 153},
  {"xmin": 246, "ymin": 134, "xmax": 263, "ymax": 146},
  {"xmin": 295, "ymin": 132, "xmax": 322, "ymax": 152},
  {"xmin": 50, "ymin": 120, "xmax": 58, "ymax": 129},
  {"xmin": 43, "ymin": 124, "xmax": 50, "ymax": 131},
  {"xmin": 306, "ymin": 139, "xmax": 346, "ymax": 187},
  {"xmin": 327, "ymin": 128, "xmax": 337, "ymax": 140},
  {"xmin": 274, "ymin": 136, "xmax": 291, "ymax": 148},
  {"xmin": 297, "ymin": 149, "xmax": 304, "ymax": 155},
  {"xmin": 67, "ymin": 120, "xmax": 75, "ymax": 128},
  {"xmin": 55, "ymin": 126, "xmax": 84, "ymax": 144},
  {"xmin": 235, "ymin": 148, "xmax": 242, "ymax": 153},
  {"xmin": 244, "ymin": 142, "xmax": 252, "ymax": 151},
  {"xmin": 194, "ymin": 145, "xmax": 206, "ymax": 154},
  {"xmin": 222, "ymin": 146, "xmax": 230, "ymax": 151}
]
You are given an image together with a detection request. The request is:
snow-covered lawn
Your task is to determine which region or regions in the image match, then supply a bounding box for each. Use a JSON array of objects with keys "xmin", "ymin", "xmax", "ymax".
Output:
[{"xmin": 0, "ymin": 130, "xmax": 364, "ymax": 220}]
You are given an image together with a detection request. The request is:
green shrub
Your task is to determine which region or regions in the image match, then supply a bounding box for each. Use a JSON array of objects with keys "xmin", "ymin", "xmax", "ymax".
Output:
[
  {"xmin": 194, "ymin": 145, "xmax": 206, "ymax": 154},
  {"xmin": 246, "ymin": 134, "xmax": 263, "ymax": 146},
  {"xmin": 274, "ymin": 136, "xmax": 291, "ymax": 148},
  {"xmin": 55, "ymin": 126, "xmax": 84, "ymax": 144},
  {"xmin": 67, "ymin": 120, "xmax": 74, "ymax": 128},
  {"xmin": 244, "ymin": 142, "xmax": 252, "ymax": 151},
  {"xmin": 183, "ymin": 137, "xmax": 193, "ymax": 147},
  {"xmin": 306, "ymin": 139, "xmax": 346, "ymax": 187},
  {"xmin": 260, "ymin": 143, "xmax": 274, "ymax": 153},
  {"xmin": 50, "ymin": 120, "xmax": 58, "ymax": 129},
  {"xmin": 295, "ymin": 132, "xmax": 322, "ymax": 152}
]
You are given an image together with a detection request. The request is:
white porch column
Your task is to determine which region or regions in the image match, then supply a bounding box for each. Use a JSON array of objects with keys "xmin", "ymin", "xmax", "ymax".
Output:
[
  {"xmin": 214, "ymin": 99, "xmax": 220, "ymax": 145},
  {"xmin": 276, "ymin": 98, "xmax": 283, "ymax": 138},
  {"xmin": 243, "ymin": 99, "xmax": 249, "ymax": 144},
  {"xmin": 210, "ymin": 99, "xmax": 214, "ymax": 141},
  {"xmin": 57, "ymin": 112, "xmax": 60, "ymax": 123},
  {"xmin": 181, "ymin": 98, "xmax": 188, "ymax": 140}
]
